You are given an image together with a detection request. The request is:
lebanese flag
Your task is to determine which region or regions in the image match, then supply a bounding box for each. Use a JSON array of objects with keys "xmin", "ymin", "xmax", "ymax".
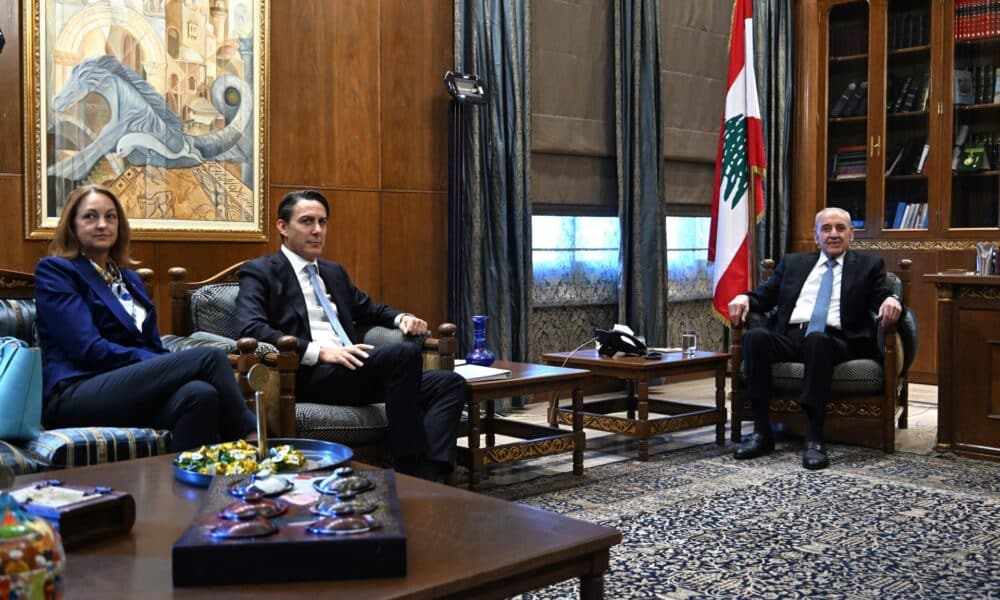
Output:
[{"xmin": 709, "ymin": 0, "xmax": 766, "ymax": 324}]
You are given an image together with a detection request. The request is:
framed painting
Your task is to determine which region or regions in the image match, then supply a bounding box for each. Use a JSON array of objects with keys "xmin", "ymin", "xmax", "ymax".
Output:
[{"xmin": 23, "ymin": 0, "xmax": 267, "ymax": 240}]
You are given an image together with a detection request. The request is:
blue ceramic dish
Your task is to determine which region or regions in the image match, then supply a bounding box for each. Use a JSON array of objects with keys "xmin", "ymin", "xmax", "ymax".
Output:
[{"xmin": 173, "ymin": 438, "xmax": 354, "ymax": 488}]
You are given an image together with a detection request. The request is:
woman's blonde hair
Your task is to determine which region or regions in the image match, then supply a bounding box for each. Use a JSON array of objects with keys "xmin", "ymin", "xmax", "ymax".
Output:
[{"xmin": 49, "ymin": 184, "xmax": 137, "ymax": 265}]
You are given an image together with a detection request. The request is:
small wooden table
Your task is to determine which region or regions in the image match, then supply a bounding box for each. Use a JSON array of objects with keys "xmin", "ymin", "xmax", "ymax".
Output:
[
  {"xmin": 541, "ymin": 349, "xmax": 729, "ymax": 461},
  {"xmin": 15, "ymin": 454, "xmax": 621, "ymax": 599},
  {"xmin": 457, "ymin": 360, "xmax": 590, "ymax": 489}
]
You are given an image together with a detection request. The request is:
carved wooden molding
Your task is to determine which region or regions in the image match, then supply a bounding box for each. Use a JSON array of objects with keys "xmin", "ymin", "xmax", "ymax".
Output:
[
  {"xmin": 960, "ymin": 287, "xmax": 1000, "ymax": 300},
  {"xmin": 852, "ymin": 240, "xmax": 1000, "ymax": 251},
  {"xmin": 0, "ymin": 276, "xmax": 33, "ymax": 289},
  {"xmin": 482, "ymin": 438, "xmax": 575, "ymax": 465}
]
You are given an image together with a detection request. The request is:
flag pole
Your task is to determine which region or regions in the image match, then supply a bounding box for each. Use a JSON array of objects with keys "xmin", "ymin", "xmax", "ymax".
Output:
[{"xmin": 747, "ymin": 170, "xmax": 759, "ymax": 289}]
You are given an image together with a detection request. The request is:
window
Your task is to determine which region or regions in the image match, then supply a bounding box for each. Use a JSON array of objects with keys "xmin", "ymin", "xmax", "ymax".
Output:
[
  {"xmin": 666, "ymin": 216, "xmax": 713, "ymax": 301},
  {"xmin": 532, "ymin": 216, "xmax": 620, "ymax": 307}
]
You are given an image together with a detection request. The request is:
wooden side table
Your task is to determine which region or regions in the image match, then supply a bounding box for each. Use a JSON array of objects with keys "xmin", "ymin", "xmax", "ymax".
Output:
[
  {"xmin": 457, "ymin": 361, "xmax": 590, "ymax": 489},
  {"xmin": 541, "ymin": 349, "xmax": 729, "ymax": 461}
]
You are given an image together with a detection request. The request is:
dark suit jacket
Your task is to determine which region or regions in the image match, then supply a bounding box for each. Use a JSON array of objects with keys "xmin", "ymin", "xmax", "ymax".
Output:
[
  {"xmin": 746, "ymin": 250, "xmax": 895, "ymax": 346},
  {"xmin": 237, "ymin": 252, "xmax": 401, "ymax": 359},
  {"xmin": 35, "ymin": 255, "xmax": 164, "ymax": 396}
]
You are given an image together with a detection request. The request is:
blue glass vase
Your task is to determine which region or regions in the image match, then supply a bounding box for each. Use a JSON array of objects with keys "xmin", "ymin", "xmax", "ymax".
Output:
[{"xmin": 465, "ymin": 315, "xmax": 496, "ymax": 366}]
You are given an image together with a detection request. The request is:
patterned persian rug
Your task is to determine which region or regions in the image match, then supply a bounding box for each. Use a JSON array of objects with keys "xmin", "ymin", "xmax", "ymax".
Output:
[{"xmin": 486, "ymin": 443, "xmax": 1000, "ymax": 599}]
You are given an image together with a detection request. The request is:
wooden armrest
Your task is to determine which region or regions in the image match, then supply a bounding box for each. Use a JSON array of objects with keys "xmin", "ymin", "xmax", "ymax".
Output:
[
  {"xmin": 421, "ymin": 323, "xmax": 457, "ymax": 371},
  {"xmin": 229, "ymin": 336, "xmax": 299, "ymax": 437}
]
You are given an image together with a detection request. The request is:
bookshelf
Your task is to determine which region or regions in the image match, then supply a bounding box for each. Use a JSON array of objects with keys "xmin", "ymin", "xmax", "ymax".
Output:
[{"xmin": 793, "ymin": 0, "xmax": 1000, "ymax": 384}]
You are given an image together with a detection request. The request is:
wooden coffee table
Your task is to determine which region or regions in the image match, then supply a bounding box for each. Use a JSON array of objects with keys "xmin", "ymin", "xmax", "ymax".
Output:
[
  {"xmin": 458, "ymin": 360, "xmax": 590, "ymax": 490},
  {"xmin": 542, "ymin": 349, "xmax": 730, "ymax": 460},
  {"xmin": 15, "ymin": 454, "xmax": 620, "ymax": 599}
]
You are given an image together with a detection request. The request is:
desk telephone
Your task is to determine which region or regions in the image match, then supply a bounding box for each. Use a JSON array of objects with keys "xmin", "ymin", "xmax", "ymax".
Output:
[{"xmin": 595, "ymin": 328, "xmax": 649, "ymax": 357}]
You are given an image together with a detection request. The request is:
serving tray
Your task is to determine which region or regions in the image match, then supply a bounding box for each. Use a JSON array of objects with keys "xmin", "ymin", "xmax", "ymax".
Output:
[{"xmin": 173, "ymin": 438, "xmax": 353, "ymax": 488}]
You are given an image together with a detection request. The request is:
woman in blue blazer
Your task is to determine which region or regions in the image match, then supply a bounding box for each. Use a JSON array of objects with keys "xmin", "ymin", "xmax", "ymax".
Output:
[{"xmin": 35, "ymin": 184, "xmax": 256, "ymax": 451}]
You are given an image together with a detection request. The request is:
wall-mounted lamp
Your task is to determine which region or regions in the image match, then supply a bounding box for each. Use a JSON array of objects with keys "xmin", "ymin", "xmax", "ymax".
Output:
[{"xmin": 444, "ymin": 70, "xmax": 486, "ymax": 104}]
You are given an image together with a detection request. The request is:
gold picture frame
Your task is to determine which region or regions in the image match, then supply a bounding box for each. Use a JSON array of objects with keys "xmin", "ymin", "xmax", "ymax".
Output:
[{"xmin": 23, "ymin": 0, "xmax": 267, "ymax": 241}]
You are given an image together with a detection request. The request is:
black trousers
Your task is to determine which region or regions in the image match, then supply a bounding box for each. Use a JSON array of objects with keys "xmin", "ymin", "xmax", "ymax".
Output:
[
  {"xmin": 297, "ymin": 342, "xmax": 466, "ymax": 469},
  {"xmin": 743, "ymin": 326, "xmax": 856, "ymax": 435},
  {"xmin": 45, "ymin": 347, "xmax": 257, "ymax": 452}
]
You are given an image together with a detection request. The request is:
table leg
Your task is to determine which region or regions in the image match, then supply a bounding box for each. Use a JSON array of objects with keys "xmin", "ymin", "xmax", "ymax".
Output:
[
  {"xmin": 548, "ymin": 391, "xmax": 560, "ymax": 427},
  {"xmin": 715, "ymin": 361, "xmax": 726, "ymax": 445},
  {"xmin": 468, "ymin": 395, "xmax": 481, "ymax": 490},
  {"xmin": 485, "ymin": 400, "xmax": 496, "ymax": 448},
  {"xmin": 637, "ymin": 378, "xmax": 650, "ymax": 461},
  {"xmin": 572, "ymin": 384, "xmax": 584, "ymax": 476},
  {"xmin": 626, "ymin": 379, "xmax": 636, "ymax": 420},
  {"xmin": 580, "ymin": 574, "xmax": 605, "ymax": 599}
]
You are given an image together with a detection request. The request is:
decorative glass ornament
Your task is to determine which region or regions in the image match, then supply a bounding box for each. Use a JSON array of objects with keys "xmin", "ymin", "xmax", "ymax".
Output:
[
  {"xmin": 0, "ymin": 466, "xmax": 65, "ymax": 599},
  {"xmin": 464, "ymin": 315, "xmax": 496, "ymax": 366}
]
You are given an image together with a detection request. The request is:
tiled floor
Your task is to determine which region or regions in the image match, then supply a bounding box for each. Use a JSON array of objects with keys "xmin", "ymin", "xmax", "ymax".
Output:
[{"xmin": 456, "ymin": 378, "xmax": 938, "ymax": 489}]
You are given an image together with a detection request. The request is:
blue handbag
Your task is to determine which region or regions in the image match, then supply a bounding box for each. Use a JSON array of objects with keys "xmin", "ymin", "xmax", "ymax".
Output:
[{"xmin": 0, "ymin": 336, "xmax": 42, "ymax": 441}]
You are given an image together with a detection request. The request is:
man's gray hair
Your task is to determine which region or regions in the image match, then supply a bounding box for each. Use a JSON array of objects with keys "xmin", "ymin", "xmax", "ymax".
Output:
[{"xmin": 814, "ymin": 207, "xmax": 852, "ymax": 229}]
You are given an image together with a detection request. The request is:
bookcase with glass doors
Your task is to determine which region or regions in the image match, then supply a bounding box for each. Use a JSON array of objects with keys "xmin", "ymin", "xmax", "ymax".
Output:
[{"xmin": 793, "ymin": 0, "xmax": 1000, "ymax": 383}]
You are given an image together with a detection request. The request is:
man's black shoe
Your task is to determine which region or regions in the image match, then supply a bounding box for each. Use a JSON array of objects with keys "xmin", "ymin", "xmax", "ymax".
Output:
[
  {"xmin": 802, "ymin": 441, "xmax": 829, "ymax": 470},
  {"xmin": 734, "ymin": 433, "xmax": 775, "ymax": 459}
]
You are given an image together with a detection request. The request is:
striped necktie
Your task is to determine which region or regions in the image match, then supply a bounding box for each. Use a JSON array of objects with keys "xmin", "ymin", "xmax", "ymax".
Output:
[{"xmin": 305, "ymin": 263, "xmax": 352, "ymax": 346}]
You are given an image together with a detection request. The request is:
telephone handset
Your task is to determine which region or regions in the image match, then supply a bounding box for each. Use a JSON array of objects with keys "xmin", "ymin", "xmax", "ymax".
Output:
[{"xmin": 594, "ymin": 328, "xmax": 648, "ymax": 357}]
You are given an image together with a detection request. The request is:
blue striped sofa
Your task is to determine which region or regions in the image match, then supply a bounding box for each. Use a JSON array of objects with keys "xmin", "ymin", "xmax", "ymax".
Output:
[{"xmin": 0, "ymin": 268, "xmax": 171, "ymax": 475}]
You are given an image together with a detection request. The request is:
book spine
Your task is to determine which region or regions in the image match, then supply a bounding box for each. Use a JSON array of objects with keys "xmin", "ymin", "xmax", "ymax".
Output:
[
  {"xmin": 917, "ymin": 144, "xmax": 930, "ymax": 174},
  {"xmin": 918, "ymin": 71, "xmax": 931, "ymax": 112},
  {"xmin": 830, "ymin": 81, "xmax": 857, "ymax": 118},
  {"xmin": 892, "ymin": 75, "xmax": 913, "ymax": 112},
  {"xmin": 845, "ymin": 81, "xmax": 868, "ymax": 116}
]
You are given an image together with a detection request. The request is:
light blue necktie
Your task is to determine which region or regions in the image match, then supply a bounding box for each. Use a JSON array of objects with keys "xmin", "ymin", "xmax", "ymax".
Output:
[
  {"xmin": 806, "ymin": 258, "xmax": 837, "ymax": 335},
  {"xmin": 305, "ymin": 263, "xmax": 352, "ymax": 346}
]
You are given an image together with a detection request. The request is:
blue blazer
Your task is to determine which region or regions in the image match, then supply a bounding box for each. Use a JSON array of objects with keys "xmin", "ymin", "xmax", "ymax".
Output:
[
  {"xmin": 35, "ymin": 255, "xmax": 165, "ymax": 396},
  {"xmin": 236, "ymin": 252, "xmax": 401, "ymax": 359}
]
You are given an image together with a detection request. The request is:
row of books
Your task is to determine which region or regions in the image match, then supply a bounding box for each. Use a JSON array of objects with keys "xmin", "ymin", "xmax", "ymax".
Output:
[
  {"xmin": 888, "ymin": 12, "xmax": 930, "ymax": 50},
  {"xmin": 955, "ymin": 0, "xmax": 1000, "ymax": 40},
  {"xmin": 830, "ymin": 145, "xmax": 866, "ymax": 179},
  {"xmin": 887, "ymin": 72, "xmax": 931, "ymax": 113},
  {"xmin": 953, "ymin": 66, "xmax": 1000, "ymax": 105},
  {"xmin": 886, "ymin": 201, "xmax": 930, "ymax": 229},
  {"xmin": 830, "ymin": 80, "xmax": 868, "ymax": 117},
  {"xmin": 886, "ymin": 140, "xmax": 930, "ymax": 175}
]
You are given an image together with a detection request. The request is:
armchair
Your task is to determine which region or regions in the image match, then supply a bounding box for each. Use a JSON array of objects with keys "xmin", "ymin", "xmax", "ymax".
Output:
[
  {"xmin": 168, "ymin": 262, "xmax": 458, "ymax": 463},
  {"xmin": 729, "ymin": 260, "xmax": 918, "ymax": 452}
]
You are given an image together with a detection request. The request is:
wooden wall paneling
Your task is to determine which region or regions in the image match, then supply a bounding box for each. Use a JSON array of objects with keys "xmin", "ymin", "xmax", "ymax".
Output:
[
  {"xmin": 791, "ymin": 0, "xmax": 821, "ymax": 248},
  {"xmin": 380, "ymin": 191, "xmax": 447, "ymax": 330},
  {"xmin": 268, "ymin": 0, "xmax": 380, "ymax": 188},
  {"xmin": 0, "ymin": 177, "xmax": 47, "ymax": 270},
  {"xmin": 303, "ymin": 187, "xmax": 382, "ymax": 297},
  {"xmin": 878, "ymin": 249, "xmax": 938, "ymax": 384},
  {"xmin": 379, "ymin": 0, "xmax": 452, "ymax": 192},
  {"xmin": 0, "ymin": 0, "xmax": 21, "ymax": 174}
]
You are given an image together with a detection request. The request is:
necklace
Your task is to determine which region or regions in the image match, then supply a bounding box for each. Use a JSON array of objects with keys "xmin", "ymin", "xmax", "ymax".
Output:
[{"xmin": 84, "ymin": 253, "xmax": 137, "ymax": 322}]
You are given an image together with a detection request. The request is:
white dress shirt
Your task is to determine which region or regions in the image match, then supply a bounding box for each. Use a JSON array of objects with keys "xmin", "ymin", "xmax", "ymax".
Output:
[
  {"xmin": 281, "ymin": 245, "xmax": 346, "ymax": 366},
  {"xmin": 789, "ymin": 253, "xmax": 844, "ymax": 329},
  {"xmin": 280, "ymin": 245, "xmax": 408, "ymax": 366}
]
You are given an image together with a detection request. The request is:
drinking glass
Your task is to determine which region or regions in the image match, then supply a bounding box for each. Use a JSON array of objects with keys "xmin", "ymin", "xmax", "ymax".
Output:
[{"xmin": 681, "ymin": 330, "xmax": 698, "ymax": 356}]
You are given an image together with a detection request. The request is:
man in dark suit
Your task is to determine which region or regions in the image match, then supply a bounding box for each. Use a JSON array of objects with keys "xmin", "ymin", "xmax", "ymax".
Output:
[
  {"xmin": 237, "ymin": 190, "xmax": 465, "ymax": 481},
  {"xmin": 727, "ymin": 207, "xmax": 903, "ymax": 470}
]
